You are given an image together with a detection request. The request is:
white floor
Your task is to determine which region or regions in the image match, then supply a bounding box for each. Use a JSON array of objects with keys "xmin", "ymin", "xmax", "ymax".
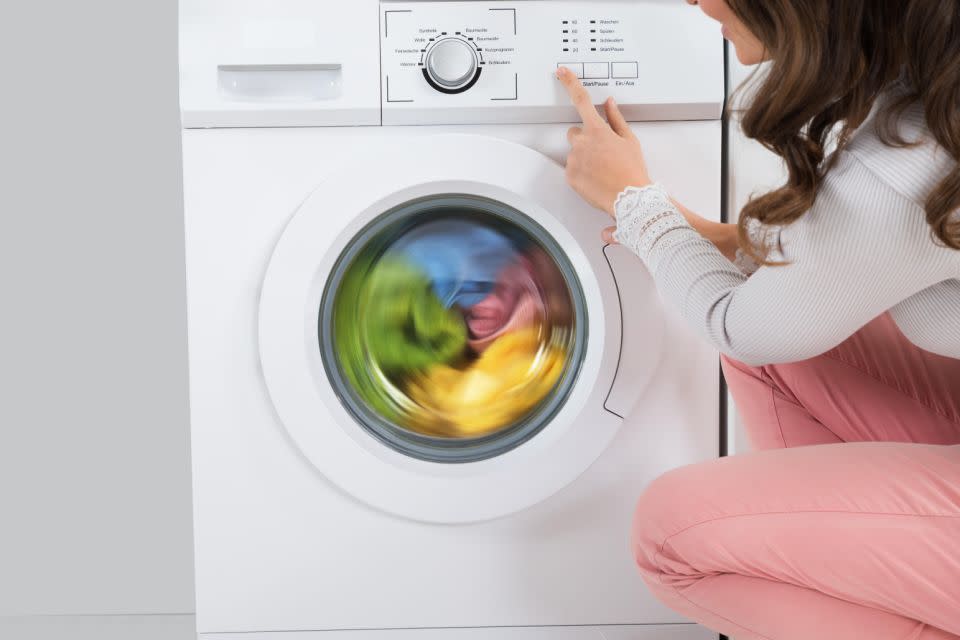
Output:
[
  {"xmin": 0, "ymin": 615, "xmax": 197, "ymax": 640},
  {"xmin": 0, "ymin": 617, "xmax": 732, "ymax": 640}
]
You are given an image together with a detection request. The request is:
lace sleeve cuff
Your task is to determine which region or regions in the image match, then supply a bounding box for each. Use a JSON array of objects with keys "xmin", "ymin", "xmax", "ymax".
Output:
[
  {"xmin": 733, "ymin": 248, "xmax": 762, "ymax": 275},
  {"xmin": 612, "ymin": 184, "xmax": 691, "ymax": 271},
  {"xmin": 732, "ymin": 216, "xmax": 771, "ymax": 276}
]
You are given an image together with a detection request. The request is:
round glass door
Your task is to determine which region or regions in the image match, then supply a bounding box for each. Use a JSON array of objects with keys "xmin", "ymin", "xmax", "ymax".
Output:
[{"xmin": 319, "ymin": 195, "xmax": 588, "ymax": 463}]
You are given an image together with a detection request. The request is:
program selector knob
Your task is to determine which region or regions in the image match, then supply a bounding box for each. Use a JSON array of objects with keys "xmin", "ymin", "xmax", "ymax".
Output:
[{"xmin": 424, "ymin": 38, "xmax": 481, "ymax": 93}]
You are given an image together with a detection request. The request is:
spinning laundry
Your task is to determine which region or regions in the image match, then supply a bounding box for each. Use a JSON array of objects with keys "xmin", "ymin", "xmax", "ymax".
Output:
[{"xmin": 330, "ymin": 213, "xmax": 577, "ymax": 439}]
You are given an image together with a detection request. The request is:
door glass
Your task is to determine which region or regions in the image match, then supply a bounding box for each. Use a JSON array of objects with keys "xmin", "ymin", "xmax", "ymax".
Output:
[{"xmin": 319, "ymin": 195, "xmax": 587, "ymax": 463}]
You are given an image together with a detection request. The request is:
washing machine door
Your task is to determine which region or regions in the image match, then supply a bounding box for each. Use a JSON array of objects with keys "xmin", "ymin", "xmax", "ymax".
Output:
[{"xmin": 258, "ymin": 134, "xmax": 661, "ymax": 523}]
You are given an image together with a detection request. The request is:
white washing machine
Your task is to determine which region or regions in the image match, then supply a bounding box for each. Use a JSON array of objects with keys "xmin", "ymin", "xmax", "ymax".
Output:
[{"xmin": 180, "ymin": 1, "xmax": 724, "ymax": 638}]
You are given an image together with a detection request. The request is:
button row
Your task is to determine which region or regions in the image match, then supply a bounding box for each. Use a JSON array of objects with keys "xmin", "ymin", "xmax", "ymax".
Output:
[{"xmin": 557, "ymin": 62, "xmax": 639, "ymax": 80}]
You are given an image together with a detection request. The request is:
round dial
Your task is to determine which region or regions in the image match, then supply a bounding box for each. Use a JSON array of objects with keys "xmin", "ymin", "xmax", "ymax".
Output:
[{"xmin": 425, "ymin": 38, "xmax": 478, "ymax": 90}]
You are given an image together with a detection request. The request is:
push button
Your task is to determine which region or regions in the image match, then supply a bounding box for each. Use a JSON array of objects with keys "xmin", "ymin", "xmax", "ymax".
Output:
[
  {"xmin": 611, "ymin": 62, "xmax": 639, "ymax": 79},
  {"xmin": 557, "ymin": 62, "xmax": 584, "ymax": 79},
  {"xmin": 583, "ymin": 62, "xmax": 609, "ymax": 79}
]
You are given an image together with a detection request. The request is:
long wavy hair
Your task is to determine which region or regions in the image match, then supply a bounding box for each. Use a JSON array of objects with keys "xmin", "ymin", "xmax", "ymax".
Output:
[{"xmin": 727, "ymin": 0, "xmax": 960, "ymax": 261}]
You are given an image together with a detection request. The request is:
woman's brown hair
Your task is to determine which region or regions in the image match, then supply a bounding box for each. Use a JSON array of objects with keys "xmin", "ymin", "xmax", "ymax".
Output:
[{"xmin": 727, "ymin": 0, "xmax": 960, "ymax": 261}]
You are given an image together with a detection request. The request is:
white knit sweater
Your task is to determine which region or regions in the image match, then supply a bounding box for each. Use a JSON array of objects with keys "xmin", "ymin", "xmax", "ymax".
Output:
[{"xmin": 614, "ymin": 95, "xmax": 960, "ymax": 365}]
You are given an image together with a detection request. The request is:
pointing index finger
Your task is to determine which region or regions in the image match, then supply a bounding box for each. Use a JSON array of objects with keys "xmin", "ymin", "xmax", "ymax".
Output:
[{"xmin": 557, "ymin": 66, "xmax": 604, "ymax": 127}]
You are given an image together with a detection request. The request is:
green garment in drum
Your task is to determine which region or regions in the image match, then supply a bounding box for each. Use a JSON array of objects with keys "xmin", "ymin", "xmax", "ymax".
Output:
[{"xmin": 332, "ymin": 254, "xmax": 468, "ymax": 420}]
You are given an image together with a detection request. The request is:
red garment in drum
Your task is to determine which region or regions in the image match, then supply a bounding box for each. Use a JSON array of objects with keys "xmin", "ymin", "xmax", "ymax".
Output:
[{"xmin": 465, "ymin": 257, "xmax": 545, "ymax": 353}]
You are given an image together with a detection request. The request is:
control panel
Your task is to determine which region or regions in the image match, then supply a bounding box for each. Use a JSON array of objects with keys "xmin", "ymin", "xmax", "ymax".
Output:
[
  {"xmin": 381, "ymin": 1, "xmax": 724, "ymax": 125},
  {"xmin": 180, "ymin": 0, "xmax": 724, "ymax": 128}
]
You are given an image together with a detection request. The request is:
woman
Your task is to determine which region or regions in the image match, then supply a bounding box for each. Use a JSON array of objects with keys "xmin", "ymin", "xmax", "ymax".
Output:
[{"xmin": 557, "ymin": 1, "xmax": 960, "ymax": 638}]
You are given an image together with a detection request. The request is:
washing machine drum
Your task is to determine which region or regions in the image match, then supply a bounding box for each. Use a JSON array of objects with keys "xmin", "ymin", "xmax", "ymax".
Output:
[
  {"xmin": 258, "ymin": 135, "xmax": 660, "ymax": 524},
  {"xmin": 323, "ymin": 195, "xmax": 587, "ymax": 463}
]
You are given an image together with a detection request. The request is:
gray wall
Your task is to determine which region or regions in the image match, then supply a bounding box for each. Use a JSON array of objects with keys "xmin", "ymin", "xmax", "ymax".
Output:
[{"xmin": 0, "ymin": 0, "xmax": 194, "ymax": 616}]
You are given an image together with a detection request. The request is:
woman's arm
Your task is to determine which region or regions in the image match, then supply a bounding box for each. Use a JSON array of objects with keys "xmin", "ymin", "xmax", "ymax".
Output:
[
  {"xmin": 612, "ymin": 157, "xmax": 945, "ymax": 365},
  {"xmin": 558, "ymin": 69, "xmax": 945, "ymax": 365}
]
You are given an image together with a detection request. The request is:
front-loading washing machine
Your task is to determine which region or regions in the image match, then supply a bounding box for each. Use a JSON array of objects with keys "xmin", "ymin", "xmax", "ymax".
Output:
[{"xmin": 180, "ymin": 1, "xmax": 724, "ymax": 638}]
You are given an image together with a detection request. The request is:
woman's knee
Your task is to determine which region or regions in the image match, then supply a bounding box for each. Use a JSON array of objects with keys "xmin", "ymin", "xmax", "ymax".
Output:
[{"xmin": 631, "ymin": 464, "xmax": 706, "ymax": 581}]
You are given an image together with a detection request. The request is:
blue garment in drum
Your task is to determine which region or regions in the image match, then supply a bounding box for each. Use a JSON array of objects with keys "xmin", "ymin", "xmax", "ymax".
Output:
[{"xmin": 388, "ymin": 220, "xmax": 517, "ymax": 308}]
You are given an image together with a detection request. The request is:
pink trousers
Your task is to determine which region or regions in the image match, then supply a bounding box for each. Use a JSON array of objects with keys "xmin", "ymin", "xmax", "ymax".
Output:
[{"xmin": 632, "ymin": 313, "xmax": 960, "ymax": 639}]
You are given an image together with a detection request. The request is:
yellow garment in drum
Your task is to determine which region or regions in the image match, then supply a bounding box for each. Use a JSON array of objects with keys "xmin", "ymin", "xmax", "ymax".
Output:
[{"xmin": 405, "ymin": 327, "xmax": 567, "ymax": 438}]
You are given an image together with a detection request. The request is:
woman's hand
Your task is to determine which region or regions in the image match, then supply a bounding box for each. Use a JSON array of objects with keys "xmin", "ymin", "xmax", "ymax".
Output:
[
  {"xmin": 557, "ymin": 68, "xmax": 736, "ymax": 255},
  {"xmin": 557, "ymin": 66, "xmax": 652, "ymax": 218}
]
